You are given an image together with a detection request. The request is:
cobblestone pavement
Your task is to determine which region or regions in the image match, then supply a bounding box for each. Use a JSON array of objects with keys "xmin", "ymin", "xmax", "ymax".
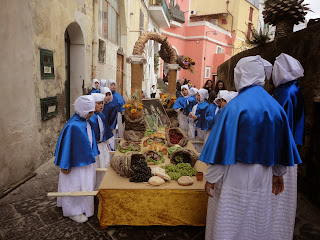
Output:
[{"xmin": 1, "ymin": 159, "xmax": 320, "ymax": 240}]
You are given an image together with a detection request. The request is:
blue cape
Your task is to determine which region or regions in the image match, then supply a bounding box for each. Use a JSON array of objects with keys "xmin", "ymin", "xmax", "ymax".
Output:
[
  {"xmin": 194, "ymin": 101, "xmax": 209, "ymax": 129},
  {"xmin": 273, "ymin": 80, "xmax": 305, "ymax": 145},
  {"xmin": 54, "ymin": 113, "xmax": 99, "ymax": 169},
  {"xmin": 173, "ymin": 96, "xmax": 197, "ymax": 116},
  {"xmin": 201, "ymin": 103, "xmax": 218, "ymax": 130},
  {"xmin": 89, "ymin": 112, "xmax": 113, "ymax": 142},
  {"xmin": 89, "ymin": 88, "xmax": 100, "ymax": 94},
  {"xmin": 200, "ymin": 86, "xmax": 301, "ymax": 166},
  {"xmin": 111, "ymin": 91, "xmax": 125, "ymax": 112},
  {"xmin": 102, "ymin": 102, "xmax": 118, "ymax": 130}
]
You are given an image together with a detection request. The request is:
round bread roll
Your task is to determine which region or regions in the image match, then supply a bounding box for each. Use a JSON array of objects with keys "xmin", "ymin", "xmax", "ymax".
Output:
[
  {"xmin": 154, "ymin": 172, "xmax": 171, "ymax": 182},
  {"xmin": 148, "ymin": 176, "xmax": 165, "ymax": 186},
  {"xmin": 177, "ymin": 176, "xmax": 194, "ymax": 186},
  {"xmin": 151, "ymin": 167, "xmax": 166, "ymax": 175}
]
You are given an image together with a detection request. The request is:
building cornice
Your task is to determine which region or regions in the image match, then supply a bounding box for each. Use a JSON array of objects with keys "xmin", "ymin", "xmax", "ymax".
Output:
[{"xmin": 160, "ymin": 29, "xmax": 232, "ymax": 47}]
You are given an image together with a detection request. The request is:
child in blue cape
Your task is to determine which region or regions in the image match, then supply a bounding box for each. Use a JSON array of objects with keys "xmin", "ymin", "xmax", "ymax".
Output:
[
  {"xmin": 54, "ymin": 95, "xmax": 99, "ymax": 223},
  {"xmin": 101, "ymin": 87, "xmax": 117, "ymax": 152},
  {"xmin": 89, "ymin": 93, "xmax": 112, "ymax": 189},
  {"xmin": 89, "ymin": 79, "xmax": 100, "ymax": 94},
  {"xmin": 108, "ymin": 79, "xmax": 125, "ymax": 140},
  {"xmin": 188, "ymin": 88, "xmax": 209, "ymax": 153},
  {"xmin": 173, "ymin": 84, "xmax": 197, "ymax": 133},
  {"xmin": 202, "ymin": 90, "xmax": 237, "ymax": 142}
]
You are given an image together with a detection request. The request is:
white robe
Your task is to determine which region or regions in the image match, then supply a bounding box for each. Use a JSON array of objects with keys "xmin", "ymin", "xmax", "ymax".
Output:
[
  {"xmin": 189, "ymin": 104, "xmax": 206, "ymax": 153},
  {"xmin": 176, "ymin": 110, "xmax": 189, "ymax": 134},
  {"xmin": 205, "ymin": 162, "xmax": 287, "ymax": 240},
  {"xmin": 271, "ymin": 165, "xmax": 297, "ymax": 240},
  {"xmin": 57, "ymin": 163, "xmax": 96, "ymax": 217},
  {"xmin": 95, "ymin": 142, "xmax": 110, "ymax": 190}
]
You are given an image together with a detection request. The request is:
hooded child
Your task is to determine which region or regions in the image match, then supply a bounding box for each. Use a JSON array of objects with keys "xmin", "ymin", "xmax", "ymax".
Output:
[
  {"xmin": 89, "ymin": 93, "xmax": 112, "ymax": 189},
  {"xmin": 188, "ymin": 88, "xmax": 209, "ymax": 153},
  {"xmin": 101, "ymin": 87, "xmax": 117, "ymax": 152},
  {"xmin": 202, "ymin": 90, "xmax": 238, "ymax": 142},
  {"xmin": 99, "ymin": 79, "xmax": 107, "ymax": 91},
  {"xmin": 108, "ymin": 79, "xmax": 125, "ymax": 140},
  {"xmin": 173, "ymin": 84, "xmax": 197, "ymax": 133},
  {"xmin": 54, "ymin": 95, "xmax": 99, "ymax": 223},
  {"xmin": 200, "ymin": 55, "xmax": 301, "ymax": 240},
  {"xmin": 90, "ymin": 79, "xmax": 100, "ymax": 94},
  {"xmin": 271, "ymin": 53, "xmax": 305, "ymax": 240}
]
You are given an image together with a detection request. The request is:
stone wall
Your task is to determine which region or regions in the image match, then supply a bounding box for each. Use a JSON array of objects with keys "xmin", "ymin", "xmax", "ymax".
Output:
[
  {"xmin": 0, "ymin": 0, "xmax": 94, "ymax": 195},
  {"xmin": 217, "ymin": 23, "xmax": 320, "ymax": 206}
]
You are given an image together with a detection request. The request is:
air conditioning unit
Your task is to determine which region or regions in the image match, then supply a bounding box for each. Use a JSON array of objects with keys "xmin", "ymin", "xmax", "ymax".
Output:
[{"xmin": 190, "ymin": 10, "xmax": 197, "ymax": 15}]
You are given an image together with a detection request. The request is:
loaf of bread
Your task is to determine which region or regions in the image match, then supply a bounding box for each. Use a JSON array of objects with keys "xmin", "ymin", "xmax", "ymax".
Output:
[
  {"xmin": 177, "ymin": 176, "xmax": 194, "ymax": 186},
  {"xmin": 151, "ymin": 167, "xmax": 166, "ymax": 175},
  {"xmin": 148, "ymin": 176, "xmax": 165, "ymax": 186},
  {"xmin": 154, "ymin": 172, "xmax": 171, "ymax": 182}
]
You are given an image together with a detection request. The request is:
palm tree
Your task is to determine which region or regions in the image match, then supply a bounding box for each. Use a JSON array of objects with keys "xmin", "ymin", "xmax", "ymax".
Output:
[{"xmin": 263, "ymin": 0, "xmax": 311, "ymax": 39}]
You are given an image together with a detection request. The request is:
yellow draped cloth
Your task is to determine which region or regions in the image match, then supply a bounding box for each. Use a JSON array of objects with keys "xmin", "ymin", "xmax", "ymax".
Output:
[{"xmin": 97, "ymin": 138, "xmax": 208, "ymax": 229}]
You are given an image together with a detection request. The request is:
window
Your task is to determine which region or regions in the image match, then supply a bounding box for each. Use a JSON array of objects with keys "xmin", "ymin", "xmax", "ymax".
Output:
[
  {"xmin": 249, "ymin": 7, "xmax": 253, "ymax": 22},
  {"xmin": 99, "ymin": 39, "xmax": 106, "ymax": 63},
  {"xmin": 205, "ymin": 66, "xmax": 211, "ymax": 78},
  {"xmin": 216, "ymin": 46, "xmax": 224, "ymax": 54},
  {"xmin": 169, "ymin": 0, "xmax": 175, "ymax": 7},
  {"xmin": 247, "ymin": 22, "xmax": 252, "ymax": 38},
  {"xmin": 139, "ymin": 9, "xmax": 144, "ymax": 36},
  {"xmin": 99, "ymin": 0, "xmax": 120, "ymax": 45},
  {"xmin": 40, "ymin": 49, "xmax": 54, "ymax": 79}
]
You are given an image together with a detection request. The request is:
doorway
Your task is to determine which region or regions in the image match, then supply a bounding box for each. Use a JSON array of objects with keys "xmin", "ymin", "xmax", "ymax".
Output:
[
  {"xmin": 64, "ymin": 31, "xmax": 70, "ymax": 120},
  {"xmin": 116, "ymin": 52, "xmax": 124, "ymax": 96},
  {"xmin": 64, "ymin": 22, "xmax": 85, "ymax": 119}
]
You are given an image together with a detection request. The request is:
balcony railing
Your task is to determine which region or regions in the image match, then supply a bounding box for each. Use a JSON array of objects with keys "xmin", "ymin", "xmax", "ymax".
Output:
[
  {"xmin": 169, "ymin": 4, "xmax": 185, "ymax": 24},
  {"xmin": 149, "ymin": 0, "xmax": 171, "ymax": 22}
]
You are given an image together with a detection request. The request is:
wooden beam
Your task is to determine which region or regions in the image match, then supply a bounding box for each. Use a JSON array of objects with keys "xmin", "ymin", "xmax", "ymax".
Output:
[
  {"xmin": 114, "ymin": 138, "xmax": 122, "ymax": 141},
  {"xmin": 47, "ymin": 191, "xmax": 98, "ymax": 197},
  {"xmin": 190, "ymin": 141, "xmax": 204, "ymax": 144},
  {"xmin": 109, "ymin": 151, "xmax": 115, "ymax": 154},
  {"xmin": 96, "ymin": 168, "xmax": 108, "ymax": 172}
]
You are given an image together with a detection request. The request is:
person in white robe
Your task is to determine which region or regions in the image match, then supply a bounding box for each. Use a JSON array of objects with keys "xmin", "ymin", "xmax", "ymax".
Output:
[
  {"xmin": 201, "ymin": 56, "xmax": 301, "ymax": 240},
  {"xmin": 271, "ymin": 53, "xmax": 305, "ymax": 240},
  {"xmin": 55, "ymin": 95, "xmax": 98, "ymax": 223}
]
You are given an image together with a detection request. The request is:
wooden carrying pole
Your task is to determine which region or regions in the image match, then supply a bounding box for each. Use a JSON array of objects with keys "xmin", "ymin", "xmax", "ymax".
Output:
[{"xmin": 47, "ymin": 191, "xmax": 98, "ymax": 197}]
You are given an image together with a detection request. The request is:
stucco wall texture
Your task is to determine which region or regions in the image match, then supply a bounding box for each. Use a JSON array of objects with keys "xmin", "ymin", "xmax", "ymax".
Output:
[{"xmin": 0, "ymin": 0, "xmax": 94, "ymax": 195}]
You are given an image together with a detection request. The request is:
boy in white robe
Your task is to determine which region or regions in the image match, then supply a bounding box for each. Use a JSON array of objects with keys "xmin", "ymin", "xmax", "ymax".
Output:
[{"xmin": 55, "ymin": 95, "xmax": 98, "ymax": 223}]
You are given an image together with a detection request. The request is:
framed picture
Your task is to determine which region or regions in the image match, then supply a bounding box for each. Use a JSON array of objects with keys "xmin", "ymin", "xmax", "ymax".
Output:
[{"xmin": 142, "ymin": 99, "xmax": 171, "ymax": 131}]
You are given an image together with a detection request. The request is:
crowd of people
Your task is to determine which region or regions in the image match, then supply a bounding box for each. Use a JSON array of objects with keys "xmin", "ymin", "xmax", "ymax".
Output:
[{"xmin": 53, "ymin": 53, "xmax": 305, "ymax": 240}]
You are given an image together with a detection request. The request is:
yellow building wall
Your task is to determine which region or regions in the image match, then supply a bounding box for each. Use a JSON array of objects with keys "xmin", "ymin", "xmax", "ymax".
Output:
[{"xmin": 190, "ymin": 0, "xmax": 259, "ymax": 55}]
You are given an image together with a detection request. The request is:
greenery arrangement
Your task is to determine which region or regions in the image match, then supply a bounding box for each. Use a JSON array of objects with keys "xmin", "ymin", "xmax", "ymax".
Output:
[
  {"xmin": 161, "ymin": 163, "xmax": 198, "ymax": 181},
  {"xmin": 246, "ymin": 26, "xmax": 271, "ymax": 46}
]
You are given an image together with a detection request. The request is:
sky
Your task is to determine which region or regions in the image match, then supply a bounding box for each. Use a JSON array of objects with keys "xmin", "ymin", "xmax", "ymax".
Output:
[{"xmin": 304, "ymin": 0, "xmax": 320, "ymax": 20}]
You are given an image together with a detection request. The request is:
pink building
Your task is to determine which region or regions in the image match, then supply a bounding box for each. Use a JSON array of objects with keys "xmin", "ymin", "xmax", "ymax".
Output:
[{"xmin": 160, "ymin": 0, "xmax": 233, "ymax": 88}]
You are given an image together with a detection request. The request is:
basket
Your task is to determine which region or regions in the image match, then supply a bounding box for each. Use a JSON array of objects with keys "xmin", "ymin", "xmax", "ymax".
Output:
[
  {"xmin": 166, "ymin": 127, "xmax": 188, "ymax": 147},
  {"xmin": 123, "ymin": 130, "xmax": 145, "ymax": 142},
  {"xmin": 110, "ymin": 152, "xmax": 146, "ymax": 178},
  {"xmin": 124, "ymin": 112, "xmax": 146, "ymax": 131},
  {"xmin": 170, "ymin": 149, "xmax": 198, "ymax": 167}
]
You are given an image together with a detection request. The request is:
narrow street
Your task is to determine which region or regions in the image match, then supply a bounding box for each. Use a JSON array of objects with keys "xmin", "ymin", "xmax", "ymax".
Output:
[{"xmin": 0, "ymin": 159, "xmax": 320, "ymax": 240}]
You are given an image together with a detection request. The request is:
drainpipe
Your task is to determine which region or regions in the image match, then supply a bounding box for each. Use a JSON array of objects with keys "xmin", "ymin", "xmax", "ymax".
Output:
[
  {"xmin": 226, "ymin": 0, "xmax": 234, "ymax": 32},
  {"xmin": 92, "ymin": 0, "xmax": 99, "ymax": 84}
]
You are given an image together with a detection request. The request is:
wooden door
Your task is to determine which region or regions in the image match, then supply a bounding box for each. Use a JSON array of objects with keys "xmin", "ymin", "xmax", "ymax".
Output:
[{"xmin": 116, "ymin": 54, "xmax": 124, "ymax": 96}]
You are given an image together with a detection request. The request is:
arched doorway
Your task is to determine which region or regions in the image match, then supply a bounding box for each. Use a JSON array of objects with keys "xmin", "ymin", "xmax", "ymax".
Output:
[{"xmin": 64, "ymin": 22, "xmax": 85, "ymax": 120}]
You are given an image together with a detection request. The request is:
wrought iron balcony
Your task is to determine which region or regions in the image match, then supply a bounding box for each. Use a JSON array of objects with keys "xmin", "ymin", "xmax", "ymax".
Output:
[
  {"xmin": 149, "ymin": 0, "xmax": 171, "ymax": 28},
  {"xmin": 169, "ymin": 4, "xmax": 185, "ymax": 24}
]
